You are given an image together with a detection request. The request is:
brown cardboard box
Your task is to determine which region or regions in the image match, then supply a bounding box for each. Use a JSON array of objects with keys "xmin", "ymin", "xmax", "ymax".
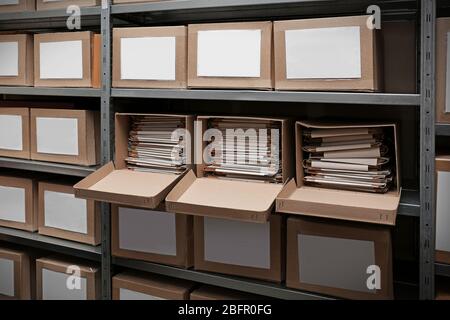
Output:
[
  {"xmin": 112, "ymin": 271, "xmax": 195, "ymax": 300},
  {"xmin": 436, "ymin": 18, "xmax": 450, "ymax": 123},
  {"xmin": 38, "ymin": 181, "xmax": 101, "ymax": 245},
  {"xmin": 111, "ymin": 204, "xmax": 193, "ymax": 268},
  {"xmin": 0, "ymin": 0, "xmax": 34, "ymax": 13},
  {"xmin": 0, "ymin": 107, "xmax": 30, "ymax": 159},
  {"xmin": 36, "ymin": 256, "xmax": 100, "ymax": 300},
  {"xmin": 286, "ymin": 216, "xmax": 393, "ymax": 300},
  {"xmin": 193, "ymin": 214, "xmax": 284, "ymax": 282},
  {"xmin": 0, "ymin": 247, "xmax": 34, "ymax": 300},
  {"xmin": 436, "ymin": 277, "xmax": 450, "ymax": 300},
  {"xmin": 188, "ymin": 21, "xmax": 273, "ymax": 90},
  {"xmin": 113, "ymin": 26, "xmax": 187, "ymax": 89},
  {"xmin": 435, "ymin": 155, "xmax": 450, "ymax": 264},
  {"xmin": 273, "ymin": 16, "xmax": 381, "ymax": 92},
  {"xmin": 276, "ymin": 121, "xmax": 401, "ymax": 225},
  {"xmin": 74, "ymin": 113, "xmax": 194, "ymax": 208},
  {"xmin": 34, "ymin": 31, "xmax": 101, "ymax": 88},
  {"xmin": 0, "ymin": 174, "xmax": 38, "ymax": 231},
  {"xmin": 190, "ymin": 285, "xmax": 266, "ymax": 300},
  {"xmin": 30, "ymin": 108, "xmax": 100, "ymax": 165},
  {"xmin": 36, "ymin": 0, "xmax": 99, "ymax": 10},
  {"xmin": 0, "ymin": 34, "xmax": 34, "ymax": 86},
  {"xmin": 166, "ymin": 115, "xmax": 293, "ymax": 223}
]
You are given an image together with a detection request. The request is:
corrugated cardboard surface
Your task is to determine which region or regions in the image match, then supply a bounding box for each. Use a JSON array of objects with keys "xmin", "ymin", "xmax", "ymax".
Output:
[
  {"xmin": 190, "ymin": 285, "xmax": 265, "ymax": 300},
  {"xmin": 91, "ymin": 34, "xmax": 102, "ymax": 89},
  {"xmin": 188, "ymin": 21, "xmax": 273, "ymax": 89},
  {"xmin": 0, "ymin": 0, "xmax": 34, "ymax": 13},
  {"xmin": 276, "ymin": 121, "xmax": 400, "ymax": 225},
  {"xmin": 193, "ymin": 214, "xmax": 285, "ymax": 282},
  {"xmin": 0, "ymin": 34, "xmax": 34, "ymax": 86},
  {"xmin": 30, "ymin": 108, "xmax": 100, "ymax": 165},
  {"xmin": 286, "ymin": 216, "xmax": 393, "ymax": 300},
  {"xmin": 113, "ymin": 26, "xmax": 187, "ymax": 88},
  {"xmin": 38, "ymin": 181, "xmax": 100, "ymax": 245},
  {"xmin": 0, "ymin": 175, "xmax": 38, "ymax": 232},
  {"xmin": 111, "ymin": 204, "xmax": 193, "ymax": 268},
  {"xmin": 36, "ymin": 0, "xmax": 99, "ymax": 10},
  {"xmin": 274, "ymin": 16, "xmax": 381, "ymax": 91},
  {"xmin": 0, "ymin": 107, "xmax": 30, "ymax": 159},
  {"xmin": 36, "ymin": 256, "xmax": 100, "ymax": 300},
  {"xmin": 112, "ymin": 271, "xmax": 195, "ymax": 300},
  {"xmin": 435, "ymin": 155, "xmax": 450, "ymax": 264},
  {"xmin": 436, "ymin": 18, "xmax": 450, "ymax": 123},
  {"xmin": 0, "ymin": 247, "xmax": 32, "ymax": 300}
]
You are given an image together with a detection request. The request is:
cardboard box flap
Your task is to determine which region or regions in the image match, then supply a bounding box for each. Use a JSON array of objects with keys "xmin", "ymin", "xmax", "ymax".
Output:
[
  {"xmin": 74, "ymin": 161, "xmax": 181, "ymax": 209},
  {"xmin": 166, "ymin": 170, "xmax": 283, "ymax": 223}
]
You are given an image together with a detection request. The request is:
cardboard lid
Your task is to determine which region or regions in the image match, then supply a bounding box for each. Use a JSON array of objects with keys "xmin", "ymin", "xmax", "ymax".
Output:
[{"xmin": 166, "ymin": 170, "xmax": 283, "ymax": 223}]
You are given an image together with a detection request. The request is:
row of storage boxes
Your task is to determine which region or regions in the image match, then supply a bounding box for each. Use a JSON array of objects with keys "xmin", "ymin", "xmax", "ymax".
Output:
[{"xmin": 0, "ymin": 0, "xmax": 98, "ymax": 12}]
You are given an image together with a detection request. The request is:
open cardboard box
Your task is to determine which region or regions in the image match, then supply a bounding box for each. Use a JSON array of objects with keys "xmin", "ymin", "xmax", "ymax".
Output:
[
  {"xmin": 276, "ymin": 121, "xmax": 401, "ymax": 226},
  {"xmin": 166, "ymin": 115, "xmax": 293, "ymax": 223},
  {"xmin": 74, "ymin": 113, "xmax": 194, "ymax": 209}
]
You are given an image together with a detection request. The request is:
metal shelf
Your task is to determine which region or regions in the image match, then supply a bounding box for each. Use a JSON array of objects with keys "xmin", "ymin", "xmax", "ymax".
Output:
[
  {"xmin": 399, "ymin": 190, "xmax": 420, "ymax": 217},
  {"xmin": 435, "ymin": 263, "xmax": 450, "ymax": 278},
  {"xmin": 113, "ymin": 257, "xmax": 332, "ymax": 300},
  {"xmin": 0, "ymin": 226, "xmax": 101, "ymax": 261},
  {"xmin": 0, "ymin": 87, "xmax": 101, "ymax": 97},
  {"xmin": 0, "ymin": 157, "xmax": 98, "ymax": 177},
  {"xmin": 112, "ymin": 89, "xmax": 420, "ymax": 106},
  {"xmin": 436, "ymin": 124, "xmax": 450, "ymax": 136}
]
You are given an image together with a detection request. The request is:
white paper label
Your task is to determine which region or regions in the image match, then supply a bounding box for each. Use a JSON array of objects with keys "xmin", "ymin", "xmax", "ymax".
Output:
[
  {"xmin": 197, "ymin": 29, "xmax": 261, "ymax": 78},
  {"xmin": 44, "ymin": 191, "xmax": 88, "ymax": 234},
  {"xmin": 0, "ymin": 0, "xmax": 19, "ymax": 6},
  {"xmin": 42, "ymin": 268, "xmax": 87, "ymax": 300},
  {"xmin": 0, "ymin": 115, "xmax": 23, "ymax": 151},
  {"xmin": 0, "ymin": 185, "xmax": 26, "ymax": 223},
  {"xmin": 0, "ymin": 258, "xmax": 14, "ymax": 297},
  {"xmin": 0, "ymin": 42, "xmax": 19, "ymax": 77},
  {"xmin": 436, "ymin": 171, "xmax": 450, "ymax": 252},
  {"xmin": 445, "ymin": 32, "xmax": 450, "ymax": 113},
  {"xmin": 120, "ymin": 37, "xmax": 176, "ymax": 81},
  {"xmin": 204, "ymin": 217, "xmax": 270, "ymax": 269},
  {"xmin": 36, "ymin": 117, "xmax": 79, "ymax": 156},
  {"xmin": 119, "ymin": 288, "xmax": 166, "ymax": 300},
  {"xmin": 39, "ymin": 40, "xmax": 83, "ymax": 79},
  {"xmin": 285, "ymin": 26, "xmax": 362, "ymax": 79}
]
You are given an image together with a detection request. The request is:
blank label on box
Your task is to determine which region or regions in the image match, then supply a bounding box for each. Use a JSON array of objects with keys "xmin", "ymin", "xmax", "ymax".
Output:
[
  {"xmin": 204, "ymin": 217, "xmax": 270, "ymax": 269},
  {"xmin": 39, "ymin": 40, "xmax": 83, "ymax": 79},
  {"xmin": 118, "ymin": 207, "xmax": 177, "ymax": 256},
  {"xmin": 298, "ymin": 234, "xmax": 375, "ymax": 293},
  {"xmin": 0, "ymin": 185, "xmax": 26, "ymax": 223},
  {"xmin": 42, "ymin": 268, "xmax": 87, "ymax": 300},
  {"xmin": 119, "ymin": 288, "xmax": 166, "ymax": 300},
  {"xmin": 285, "ymin": 26, "xmax": 362, "ymax": 79},
  {"xmin": 44, "ymin": 191, "xmax": 88, "ymax": 234},
  {"xmin": 446, "ymin": 33, "xmax": 450, "ymax": 113},
  {"xmin": 197, "ymin": 29, "xmax": 262, "ymax": 78},
  {"xmin": 36, "ymin": 117, "xmax": 79, "ymax": 156},
  {"xmin": 0, "ymin": 258, "xmax": 14, "ymax": 297},
  {"xmin": 120, "ymin": 37, "xmax": 176, "ymax": 81},
  {"xmin": 436, "ymin": 171, "xmax": 450, "ymax": 252},
  {"xmin": 0, "ymin": 115, "xmax": 23, "ymax": 151},
  {"xmin": 0, "ymin": 42, "xmax": 19, "ymax": 77}
]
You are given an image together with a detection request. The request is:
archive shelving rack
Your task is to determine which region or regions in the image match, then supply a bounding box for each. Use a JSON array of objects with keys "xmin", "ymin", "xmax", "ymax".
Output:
[{"xmin": 0, "ymin": 0, "xmax": 443, "ymax": 300}]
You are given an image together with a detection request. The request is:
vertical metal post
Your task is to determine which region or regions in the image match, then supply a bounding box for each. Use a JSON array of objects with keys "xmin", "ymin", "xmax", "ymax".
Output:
[
  {"xmin": 420, "ymin": 0, "xmax": 436, "ymax": 300},
  {"xmin": 100, "ymin": 0, "xmax": 113, "ymax": 300}
]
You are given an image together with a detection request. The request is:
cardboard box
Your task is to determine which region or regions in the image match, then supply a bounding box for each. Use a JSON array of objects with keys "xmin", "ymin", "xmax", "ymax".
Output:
[
  {"xmin": 0, "ymin": 247, "xmax": 34, "ymax": 300},
  {"xmin": 0, "ymin": 174, "xmax": 38, "ymax": 231},
  {"xmin": 112, "ymin": 204, "xmax": 193, "ymax": 268},
  {"xmin": 36, "ymin": 0, "xmax": 99, "ymax": 10},
  {"xmin": 273, "ymin": 16, "xmax": 381, "ymax": 91},
  {"xmin": 0, "ymin": 0, "xmax": 34, "ymax": 13},
  {"xmin": 435, "ymin": 155, "xmax": 450, "ymax": 264},
  {"xmin": 190, "ymin": 285, "xmax": 265, "ymax": 300},
  {"xmin": 166, "ymin": 115, "xmax": 293, "ymax": 223},
  {"xmin": 112, "ymin": 271, "xmax": 195, "ymax": 300},
  {"xmin": 193, "ymin": 215, "xmax": 284, "ymax": 282},
  {"xmin": 436, "ymin": 277, "xmax": 450, "ymax": 300},
  {"xmin": 30, "ymin": 108, "xmax": 100, "ymax": 165},
  {"xmin": 286, "ymin": 216, "xmax": 393, "ymax": 300},
  {"xmin": 188, "ymin": 21, "xmax": 273, "ymax": 89},
  {"xmin": 0, "ymin": 34, "xmax": 34, "ymax": 86},
  {"xmin": 34, "ymin": 31, "xmax": 101, "ymax": 88},
  {"xmin": 276, "ymin": 121, "xmax": 401, "ymax": 225},
  {"xmin": 113, "ymin": 26, "xmax": 187, "ymax": 89},
  {"xmin": 36, "ymin": 256, "xmax": 100, "ymax": 300},
  {"xmin": 0, "ymin": 107, "xmax": 30, "ymax": 159},
  {"xmin": 38, "ymin": 181, "xmax": 101, "ymax": 245},
  {"xmin": 437, "ymin": 18, "xmax": 450, "ymax": 123},
  {"xmin": 74, "ymin": 113, "xmax": 194, "ymax": 208}
]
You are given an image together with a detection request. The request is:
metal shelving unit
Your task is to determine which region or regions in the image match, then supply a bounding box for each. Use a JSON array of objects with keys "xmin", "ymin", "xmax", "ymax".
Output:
[{"xmin": 0, "ymin": 87, "xmax": 101, "ymax": 97}]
